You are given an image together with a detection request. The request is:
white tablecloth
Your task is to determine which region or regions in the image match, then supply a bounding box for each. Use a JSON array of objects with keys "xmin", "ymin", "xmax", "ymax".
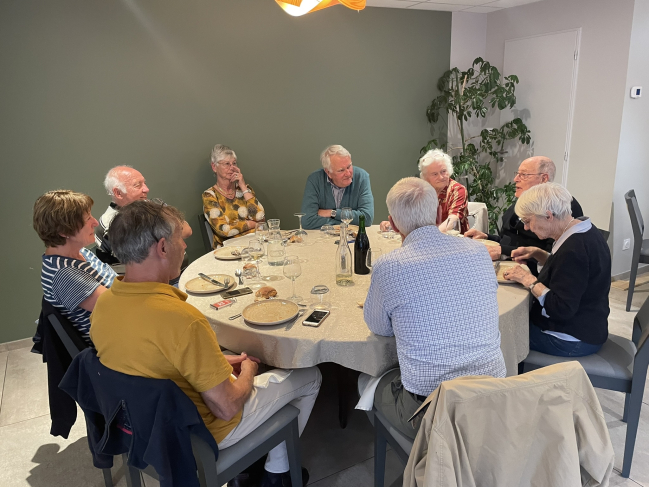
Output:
[{"xmin": 180, "ymin": 226, "xmax": 529, "ymax": 376}]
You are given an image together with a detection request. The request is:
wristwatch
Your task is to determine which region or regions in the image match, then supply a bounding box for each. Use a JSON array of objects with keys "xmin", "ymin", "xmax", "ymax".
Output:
[
  {"xmin": 528, "ymin": 280, "xmax": 539, "ymax": 292},
  {"xmin": 331, "ymin": 209, "xmax": 337, "ymax": 218}
]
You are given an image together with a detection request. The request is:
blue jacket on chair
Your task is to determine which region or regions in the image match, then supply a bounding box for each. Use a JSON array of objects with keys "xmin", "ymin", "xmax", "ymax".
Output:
[{"xmin": 59, "ymin": 348, "xmax": 218, "ymax": 487}]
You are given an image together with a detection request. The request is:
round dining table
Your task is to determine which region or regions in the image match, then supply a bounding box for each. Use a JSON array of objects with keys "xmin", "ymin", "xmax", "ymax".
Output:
[{"xmin": 180, "ymin": 226, "xmax": 530, "ymax": 377}]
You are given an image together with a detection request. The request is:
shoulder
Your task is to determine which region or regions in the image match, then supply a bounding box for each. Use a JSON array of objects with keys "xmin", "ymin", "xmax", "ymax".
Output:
[
  {"xmin": 99, "ymin": 206, "xmax": 117, "ymax": 227},
  {"xmin": 353, "ymin": 166, "xmax": 370, "ymax": 179},
  {"xmin": 448, "ymin": 179, "xmax": 467, "ymax": 195},
  {"xmin": 306, "ymin": 169, "xmax": 326, "ymax": 181},
  {"xmin": 203, "ymin": 186, "xmax": 217, "ymax": 198}
]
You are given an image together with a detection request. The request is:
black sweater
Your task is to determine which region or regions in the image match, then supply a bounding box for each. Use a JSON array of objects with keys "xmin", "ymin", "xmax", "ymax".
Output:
[{"xmin": 530, "ymin": 224, "xmax": 611, "ymax": 345}]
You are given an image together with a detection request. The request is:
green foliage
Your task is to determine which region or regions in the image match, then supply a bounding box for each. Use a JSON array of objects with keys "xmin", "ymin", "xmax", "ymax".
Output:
[{"xmin": 422, "ymin": 58, "xmax": 531, "ymax": 233}]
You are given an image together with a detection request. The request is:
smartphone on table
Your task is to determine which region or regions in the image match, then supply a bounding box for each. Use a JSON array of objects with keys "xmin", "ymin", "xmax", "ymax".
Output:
[
  {"xmin": 221, "ymin": 287, "xmax": 253, "ymax": 299},
  {"xmin": 302, "ymin": 310, "xmax": 330, "ymax": 327}
]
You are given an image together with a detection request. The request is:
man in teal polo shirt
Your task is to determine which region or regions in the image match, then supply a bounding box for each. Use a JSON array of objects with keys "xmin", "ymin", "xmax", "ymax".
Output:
[{"xmin": 300, "ymin": 145, "xmax": 374, "ymax": 229}]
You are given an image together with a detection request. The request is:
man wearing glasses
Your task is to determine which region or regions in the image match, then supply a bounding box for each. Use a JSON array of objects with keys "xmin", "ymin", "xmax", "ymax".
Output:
[
  {"xmin": 465, "ymin": 156, "xmax": 583, "ymax": 258},
  {"xmin": 300, "ymin": 145, "xmax": 374, "ymax": 229}
]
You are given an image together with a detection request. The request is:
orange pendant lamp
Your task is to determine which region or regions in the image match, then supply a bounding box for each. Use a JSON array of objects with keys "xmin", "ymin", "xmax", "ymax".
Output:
[{"xmin": 276, "ymin": 0, "xmax": 365, "ymax": 17}]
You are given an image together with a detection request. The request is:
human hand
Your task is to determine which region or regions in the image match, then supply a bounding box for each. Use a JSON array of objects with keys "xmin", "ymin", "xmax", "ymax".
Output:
[
  {"xmin": 318, "ymin": 209, "xmax": 333, "ymax": 218},
  {"xmin": 380, "ymin": 221, "xmax": 391, "ymax": 232},
  {"xmin": 239, "ymin": 357, "xmax": 259, "ymax": 377},
  {"xmin": 487, "ymin": 245, "xmax": 501, "ymax": 261},
  {"xmin": 226, "ymin": 352, "xmax": 260, "ymax": 377},
  {"xmin": 247, "ymin": 221, "xmax": 258, "ymax": 229},
  {"xmin": 511, "ymin": 246, "xmax": 538, "ymax": 264},
  {"xmin": 230, "ymin": 167, "xmax": 247, "ymax": 190},
  {"xmin": 502, "ymin": 264, "xmax": 534, "ymax": 286},
  {"xmin": 464, "ymin": 228, "xmax": 487, "ymax": 239}
]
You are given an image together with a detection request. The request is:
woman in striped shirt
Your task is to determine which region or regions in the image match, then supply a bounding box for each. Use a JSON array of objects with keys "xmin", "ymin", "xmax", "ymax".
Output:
[{"xmin": 33, "ymin": 190, "xmax": 116, "ymax": 345}]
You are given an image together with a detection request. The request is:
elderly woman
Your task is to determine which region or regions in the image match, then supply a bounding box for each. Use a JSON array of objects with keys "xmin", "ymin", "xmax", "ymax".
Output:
[
  {"xmin": 34, "ymin": 190, "xmax": 117, "ymax": 345},
  {"xmin": 504, "ymin": 183, "xmax": 611, "ymax": 356},
  {"xmin": 380, "ymin": 149, "xmax": 468, "ymax": 234},
  {"xmin": 202, "ymin": 144, "xmax": 265, "ymax": 248}
]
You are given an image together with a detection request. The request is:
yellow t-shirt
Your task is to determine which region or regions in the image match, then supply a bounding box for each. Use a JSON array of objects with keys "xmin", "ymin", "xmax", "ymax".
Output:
[{"xmin": 90, "ymin": 278, "xmax": 241, "ymax": 443}]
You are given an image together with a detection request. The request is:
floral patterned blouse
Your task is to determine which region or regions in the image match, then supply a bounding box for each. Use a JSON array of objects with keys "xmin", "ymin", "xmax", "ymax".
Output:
[
  {"xmin": 202, "ymin": 185, "xmax": 265, "ymax": 248},
  {"xmin": 436, "ymin": 179, "xmax": 469, "ymax": 234}
]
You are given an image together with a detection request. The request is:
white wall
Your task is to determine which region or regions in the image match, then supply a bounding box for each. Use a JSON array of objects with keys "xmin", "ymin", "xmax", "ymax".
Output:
[
  {"xmin": 611, "ymin": 0, "xmax": 649, "ymax": 276},
  {"xmin": 485, "ymin": 0, "xmax": 635, "ymax": 233},
  {"xmin": 451, "ymin": 12, "xmax": 487, "ymax": 70}
]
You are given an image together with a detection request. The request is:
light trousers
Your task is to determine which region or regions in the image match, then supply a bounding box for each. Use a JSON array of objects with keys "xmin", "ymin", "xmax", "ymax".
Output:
[{"xmin": 218, "ymin": 366, "xmax": 322, "ymax": 473}]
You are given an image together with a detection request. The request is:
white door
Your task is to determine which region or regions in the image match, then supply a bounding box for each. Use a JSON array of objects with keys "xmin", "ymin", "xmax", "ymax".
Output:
[{"xmin": 501, "ymin": 29, "xmax": 580, "ymax": 187}]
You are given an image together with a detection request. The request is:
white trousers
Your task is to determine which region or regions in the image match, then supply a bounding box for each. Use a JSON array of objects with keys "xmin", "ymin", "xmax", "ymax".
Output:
[{"xmin": 218, "ymin": 366, "xmax": 322, "ymax": 473}]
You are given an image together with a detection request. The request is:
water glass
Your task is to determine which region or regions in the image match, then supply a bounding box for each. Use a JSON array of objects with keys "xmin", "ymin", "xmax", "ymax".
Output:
[
  {"xmin": 248, "ymin": 239, "xmax": 265, "ymax": 288},
  {"xmin": 341, "ymin": 207, "xmax": 353, "ymax": 225},
  {"xmin": 444, "ymin": 218, "xmax": 461, "ymax": 236},
  {"xmin": 268, "ymin": 219, "xmax": 280, "ymax": 231},
  {"xmin": 283, "ymin": 256, "xmax": 303, "ymax": 302},
  {"xmin": 321, "ymin": 225, "xmax": 334, "ymax": 239},
  {"xmin": 366, "ymin": 248, "xmax": 383, "ymax": 273},
  {"xmin": 256, "ymin": 222, "xmax": 269, "ymax": 243}
]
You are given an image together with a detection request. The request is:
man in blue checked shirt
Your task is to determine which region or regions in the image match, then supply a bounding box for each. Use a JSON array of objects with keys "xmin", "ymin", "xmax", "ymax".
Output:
[{"xmin": 361, "ymin": 177, "xmax": 506, "ymax": 440}]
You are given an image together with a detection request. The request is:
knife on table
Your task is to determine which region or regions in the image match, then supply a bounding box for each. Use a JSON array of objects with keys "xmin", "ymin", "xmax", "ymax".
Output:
[{"xmin": 198, "ymin": 273, "xmax": 228, "ymax": 288}]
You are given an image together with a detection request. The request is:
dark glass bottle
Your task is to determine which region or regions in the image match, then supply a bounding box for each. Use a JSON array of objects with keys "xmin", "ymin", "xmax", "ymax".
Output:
[{"xmin": 354, "ymin": 214, "xmax": 370, "ymax": 275}]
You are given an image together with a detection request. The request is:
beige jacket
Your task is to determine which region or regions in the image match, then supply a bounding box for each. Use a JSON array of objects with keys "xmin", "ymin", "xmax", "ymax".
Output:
[{"xmin": 403, "ymin": 362, "xmax": 614, "ymax": 487}]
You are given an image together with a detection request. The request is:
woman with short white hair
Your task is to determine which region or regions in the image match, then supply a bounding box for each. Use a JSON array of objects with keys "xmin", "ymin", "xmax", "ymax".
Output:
[
  {"xmin": 380, "ymin": 149, "xmax": 469, "ymax": 234},
  {"xmin": 503, "ymin": 182, "xmax": 611, "ymax": 357}
]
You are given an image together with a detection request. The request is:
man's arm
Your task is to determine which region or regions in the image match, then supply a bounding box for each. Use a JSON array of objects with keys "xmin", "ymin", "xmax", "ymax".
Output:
[
  {"xmin": 301, "ymin": 174, "xmax": 334, "ymax": 229},
  {"xmin": 353, "ymin": 171, "xmax": 374, "ymax": 226},
  {"xmin": 363, "ymin": 264, "xmax": 393, "ymax": 336},
  {"xmin": 200, "ymin": 359, "xmax": 257, "ymax": 421}
]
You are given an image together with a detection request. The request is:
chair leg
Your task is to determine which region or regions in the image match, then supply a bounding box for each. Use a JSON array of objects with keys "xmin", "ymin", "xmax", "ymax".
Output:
[
  {"xmin": 622, "ymin": 393, "xmax": 630, "ymax": 423},
  {"xmin": 102, "ymin": 468, "xmax": 112, "ymax": 487},
  {"xmin": 627, "ymin": 253, "xmax": 640, "ymax": 311},
  {"xmin": 621, "ymin": 381, "xmax": 646, "ymax": 477},
  {"xmin": 285, "ymin": 418, "xmax": 303, "ymax": 487},
  {"xmin": 123, "ymin": 454, "xmax": 143, "ymax": 487},
  {"xmin": 374, "ymin": 418, "xmax": 387, "ymax": 487},
  {"xmin": 337, "ymin": 364, "xmax": 351, "ymax": 429}
]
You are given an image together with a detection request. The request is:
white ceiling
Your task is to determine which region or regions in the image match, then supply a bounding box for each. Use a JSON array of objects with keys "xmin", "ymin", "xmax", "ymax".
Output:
[{"xmin": 365, "ymin": 0, "xmax": 544, "ymax": 13}]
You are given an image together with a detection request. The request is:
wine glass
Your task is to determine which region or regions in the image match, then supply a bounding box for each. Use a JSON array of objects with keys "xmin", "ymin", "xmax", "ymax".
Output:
[
  {"xmin": 310, "ymin": 284, "xmax": 331, "ymax": 310},
  {"xmin": 341, "ymin": 207, "xmax": 353, "ymax": 226},
  {"xmin": 445, "ymin": 218, "xmax": 461, "ymax": 237},
  {"xmin": 248, "ymin": 239, "xmax": 265, "ymax": 289},
  {"xmin": 293, "ymin": 213, "xmax": 307, "ymax": 242},
  {"xmin": 366, "ymin": 248, "xmax": 383, "ymax": 273},
  {"xmin": 256, "ymin": 222, "xmax": 269, "ymax": 243},
  {"xmin": 283, "ymin": 256, "xmax": 302, "ymax": 303}
]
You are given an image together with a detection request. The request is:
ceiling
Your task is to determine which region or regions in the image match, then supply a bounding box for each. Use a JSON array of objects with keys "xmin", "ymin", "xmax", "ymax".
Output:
[{"xmin": 364, "ymin": 0, "xmax": 544, "ymax": 13}]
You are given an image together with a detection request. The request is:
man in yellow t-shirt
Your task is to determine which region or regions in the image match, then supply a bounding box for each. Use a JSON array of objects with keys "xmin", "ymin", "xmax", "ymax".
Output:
[{"xmin": 90, "ymin": 200, "xmax": 321, "ymax": 487}]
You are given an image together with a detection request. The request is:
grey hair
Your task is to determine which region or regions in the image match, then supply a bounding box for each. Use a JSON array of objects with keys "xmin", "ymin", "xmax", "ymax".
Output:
[
  {"xmin": 109, "ymin": 200, "xmax": 185, "ymax": 264},
  {"xmin": 418, "ymin": 149, "xmax": 453, "ymax": 177},
  {"xmin": 515, "ymin": 182, "xmax": 572, "ymax": 220},
  {"xmin": 386, "ymin": 177, "xmax": 438, "ymax": 236},
  {"xmin": 320, "ymin": 145, "xmax": 351, "ymax": 171},
  {"xmin": 210, "ymin": 144, "xmax": 237, "ymax": 165},
  {"xmin": 535, "ymin": 157, "xmax": 556, "ymax": 182},
  {"xmin": 104, "ymin": 166, "xmax": 133, "ymax": 196}
]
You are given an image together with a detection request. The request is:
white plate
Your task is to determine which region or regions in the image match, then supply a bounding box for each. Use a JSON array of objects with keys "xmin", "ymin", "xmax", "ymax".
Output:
[
  {"xmin": 185, "ymin": 274, "xmax": 236, "ymax": 294},
  {"xmin": 242, "ymin": 299, "xmax": 299, "ymax": 325},
  {"xmin": 495, "ymin": 262, "xmax": 530, "ymax": 284},
  {"xmin": 214, "ymin": 247, "xmax": 244, "ymax": 260}
]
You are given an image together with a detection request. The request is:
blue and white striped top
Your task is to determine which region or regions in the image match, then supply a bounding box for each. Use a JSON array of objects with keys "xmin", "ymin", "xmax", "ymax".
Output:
[{"xmin": 41, "ymin": 248, "xmax": 116, "ymax": 345}]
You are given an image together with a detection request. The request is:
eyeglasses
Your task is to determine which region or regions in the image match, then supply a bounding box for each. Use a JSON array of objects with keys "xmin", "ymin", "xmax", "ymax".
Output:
[
  {"xmin": 217, "ymin": 161, "xmax": 238, "ymax": 169},
  {"xmin": 514, "ymin": 172, "xmax": 545, "ymax": 181}
]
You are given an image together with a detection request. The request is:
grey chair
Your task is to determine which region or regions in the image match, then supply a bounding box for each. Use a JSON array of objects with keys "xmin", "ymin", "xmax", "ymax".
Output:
[
  {"xmin": 134, "ymin": 405, "xmax": 303, "ymax": 487},
  {"xmin": 198, "ymin": 213, "xmax": 215, "ymax": 253},
  {"xmin": 625, "ymin": 190, "xmax": 649, "ymax": 311},
  {"xmin": 372, "ymin": 409, "xmax": 413, "ymax": 487},
  {"xmin": 521, "ymin": 296, "xmax": 649, "ymax": 478}
]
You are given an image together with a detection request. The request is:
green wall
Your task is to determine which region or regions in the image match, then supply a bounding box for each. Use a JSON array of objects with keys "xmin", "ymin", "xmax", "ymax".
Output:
[{"xmin": 0, "ymin": 0, "xmax": 451, "ymax": 343}]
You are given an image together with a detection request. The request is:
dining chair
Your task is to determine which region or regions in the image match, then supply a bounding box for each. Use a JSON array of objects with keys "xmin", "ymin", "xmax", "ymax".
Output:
[
  {"xmin": 520, "ymin": 296, "xmax": 649, "ymax": 477},
  {"xmin": 198, "ymin": 213, "xmax": 215, "ymax": 253},
  {"xmin": 371, "ymin": 409, "xmax": 413, "ymax": 487},
  {"xmin": 624, "ymin": 190, "xmax": 649, "ymax": 311}
]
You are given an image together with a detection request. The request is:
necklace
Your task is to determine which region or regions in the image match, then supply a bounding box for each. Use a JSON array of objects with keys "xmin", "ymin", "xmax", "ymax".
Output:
[
  {"xmin": 561, "ymin": 217, "xmax": 575, "ymax": 235},
  {"xmin": 215, "ymin": 183, "xmax": 235, "ymax": 198}
]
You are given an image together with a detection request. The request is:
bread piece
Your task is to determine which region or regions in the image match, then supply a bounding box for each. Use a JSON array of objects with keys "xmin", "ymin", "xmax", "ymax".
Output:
[
  {"xmin": 255, "ymin": 286, "xmax": 277, "ymax": 299},
  {"xmin": 243, "ymin": 263, "xmax": 257, "ymax": 270},
  {"xmin": 289, "ymin": 235, "xmax": 303, "ymax": 243}
]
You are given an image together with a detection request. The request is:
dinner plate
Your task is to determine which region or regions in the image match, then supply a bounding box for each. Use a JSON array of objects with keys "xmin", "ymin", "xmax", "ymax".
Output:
[
  {"xmin": 477, "ymin": 239, "xmax": 500, "ymax": 247},
  {"xmin": 333, "ymin": 224, "xmax": 359, "ymax": 234},
  {"xmin": 495, "ymin": 262, "xmax": 530, "ymax": 284},
  {"xmin": 185, "ymin": 274, "xmax": 237, "ymax": 294},
  {"xmin": 214, "ymin": 247, "xmax": 244, "ymax": 260},
  {"xmin": 242, "ymin": 299, "xmax": 299, "ymax": 325}
]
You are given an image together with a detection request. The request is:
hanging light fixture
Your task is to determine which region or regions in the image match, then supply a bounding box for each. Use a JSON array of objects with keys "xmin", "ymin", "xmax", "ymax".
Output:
[{"xmin": 275, "ymin": 0, "xmax": 365, "ymax": 17}]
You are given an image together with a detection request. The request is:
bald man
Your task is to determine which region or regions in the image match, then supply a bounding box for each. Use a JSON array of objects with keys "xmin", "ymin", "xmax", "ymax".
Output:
[{"xmin": 465, "ymin": 156, "xmax": 583, "ymax": 256}]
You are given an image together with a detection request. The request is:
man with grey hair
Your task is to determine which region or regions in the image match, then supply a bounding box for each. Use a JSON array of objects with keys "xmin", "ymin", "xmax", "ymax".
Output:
[
  {"xmin": 465, "ymin": 156, "xmax": 583, "ymax": 258},
  {"xmin": 360, "ymin": 177, "xmax": 505, "ymax": 439},
  {"xmin": 90, "ymin": 200, "xmax": 321, "ymax": 487},
  {"xmin": 96, "ymin": 166, "xmax": 191, "ymax": 267},
  {"xmin": 299, "ymin": 144, "xmax": 374, "ymax": 229}
]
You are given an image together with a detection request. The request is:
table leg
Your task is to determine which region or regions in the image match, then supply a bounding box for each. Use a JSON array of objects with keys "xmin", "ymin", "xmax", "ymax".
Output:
[{"xmin": 336, "ymin": 364, "xmax": 361, "ymax": 429}]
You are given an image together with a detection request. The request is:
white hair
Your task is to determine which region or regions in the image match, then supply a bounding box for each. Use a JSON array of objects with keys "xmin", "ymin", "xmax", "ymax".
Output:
[
  {"xmin": 104, "ymin": 166, "xmax": 133, "ymax": 197},
  {"xmin": 320, "ymin": 145, "xmax": 351, "ymax": 171},
  {"xmin": 515, "ymin": 182, "xmax": 573, "ymax": 220},
  {"xmin": 535, "ymin": 157, "xmax": 556, "ymax": 182},
  {"xmin": 418, "ymin": 149, "xmax": 453, "ymax": 177},
  {"xmin": 210, "ymin": 144, "xmax": 237, "ymax": 165},
  {"xmin": 386, "ymin": 177, "xmax": 438, "ymax": 236}
]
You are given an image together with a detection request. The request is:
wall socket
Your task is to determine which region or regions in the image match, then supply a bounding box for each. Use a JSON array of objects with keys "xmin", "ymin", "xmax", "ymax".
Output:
[{"xmin": 623, "ymin": 238, "xmax": 631, "ymax": 250}]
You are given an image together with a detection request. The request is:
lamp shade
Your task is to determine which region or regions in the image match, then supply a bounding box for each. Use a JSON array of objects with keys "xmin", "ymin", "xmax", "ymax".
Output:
[{"xmin": 275, "ymin": 0, "xmax": 366, "ymax": 16}]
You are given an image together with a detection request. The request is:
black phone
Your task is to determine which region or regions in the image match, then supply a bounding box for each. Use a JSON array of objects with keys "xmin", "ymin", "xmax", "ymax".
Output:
[
  {"xmin": 220, "ymin": 287, "xmax": 253, "ymax": 298},
  {"xmin": 302, "ymin": 310, "xmax": 330, "ymax": 327}
]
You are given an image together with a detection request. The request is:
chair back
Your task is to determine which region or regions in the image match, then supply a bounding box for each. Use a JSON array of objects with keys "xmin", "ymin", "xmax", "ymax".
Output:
[
  {"xmin": 41, "ymin": 298, "xmax": 89, "ymax": 358},
  {"xmin": 625, "ymin": 190, "xmax": 645, "ymax": 243},
  {"xmin": 633, "ymin": 296, "xmax": 649, "ymax": 356},
  {"xmin": 198, "ymin": 213, "xmax": 215, "ymax": 253}
]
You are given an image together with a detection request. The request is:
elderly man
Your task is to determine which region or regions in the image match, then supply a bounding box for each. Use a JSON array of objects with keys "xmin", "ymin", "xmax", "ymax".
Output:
[
  {"xmin": 361, "ymin": 177, "xmax": 505, "ymax": 439},
  {"xmin": 90, "ymin": 200, "xmax": 321, "ymax": 487},
  {"xmin": 465, "ymin": 156, "xmax": 583, "ymax": 257},
  {"xmin": 95, "ymin": 166, "xmax": 191, "ymax": 265},
  {"xmin": 300, "ymin": 145, "xmax": 374, "ymax": 229}
]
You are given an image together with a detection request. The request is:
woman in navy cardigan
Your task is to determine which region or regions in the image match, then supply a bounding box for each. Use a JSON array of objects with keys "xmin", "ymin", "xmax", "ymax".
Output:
[{"xmin": 502, "ymin": 182, "xmax": 611, "ymax": 357}]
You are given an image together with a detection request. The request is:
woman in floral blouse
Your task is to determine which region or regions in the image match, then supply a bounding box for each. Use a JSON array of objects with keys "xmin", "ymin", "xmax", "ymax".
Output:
[{"xmin": 202, "ymin": 144, "xmax": 265, "ymax": 248}]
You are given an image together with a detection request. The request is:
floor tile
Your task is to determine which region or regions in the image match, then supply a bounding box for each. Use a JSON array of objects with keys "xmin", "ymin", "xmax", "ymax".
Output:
[
  {"xmin": 308, "ymin": 449, "xmax": 403, "ymax": 487},
  {"xmin": 610, "ymin": 281, "xmax": 649, "ymax": 312},
  {"xmin": 0, "ymin": 349, "xmax": 49, "ymax": 427},
  {"xmin": 595, "ymin": 388, "xmax": 649, "ymax": 485},
  {"xmin": 0, "ymin": 351, "xmax": 8, "ymax": 411},
  {"xmin": 0, "ymin": 339, "xmax": 35, "ymax": 353}
]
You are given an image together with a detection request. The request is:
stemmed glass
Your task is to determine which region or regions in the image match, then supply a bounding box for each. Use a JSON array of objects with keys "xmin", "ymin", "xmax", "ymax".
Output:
[
  {"xmin": 444, "ymin": 218, "xmax": 461, "ymax": 236},
  {"xmin": 366, "ymin": 248, "xmax": 383, "ymax": 273},
  {"xmin": 310, "ymin": 284, "xmax": 331, "ymax": 310},
  {"xmin": 341, "ymin": 207, "xmax": 353, "ymax": 226},
  {"xmin": 294, "ymin": 213, "xmax": 307, "ymax": 242},
  {"xmin": 256, "ymin": 222, "xmax": 269, "ymax": 243},
  {"xmin": 248, "ymin": 239, "xmax": 265, "ymax": 289},
  {"xmin": 283, "ymin": 256, "xmax": 302, "ymax": 303}
]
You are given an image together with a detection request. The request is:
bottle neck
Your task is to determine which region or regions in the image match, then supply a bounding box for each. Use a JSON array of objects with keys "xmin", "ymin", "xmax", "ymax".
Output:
[{"xmin": 358, "ymin": 215, "xmax": 366, "ymax": 233}]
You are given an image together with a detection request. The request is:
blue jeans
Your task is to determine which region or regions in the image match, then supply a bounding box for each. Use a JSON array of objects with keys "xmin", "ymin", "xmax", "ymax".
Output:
[{"xmin": 529, "ymin": 323, "xmax": 602, "ymax": 357}]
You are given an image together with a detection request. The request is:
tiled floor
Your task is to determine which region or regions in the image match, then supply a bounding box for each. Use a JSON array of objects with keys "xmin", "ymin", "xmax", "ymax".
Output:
[{"xmin": 0, "ymin": 285, "xmax": 648, "ymax": 487}]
